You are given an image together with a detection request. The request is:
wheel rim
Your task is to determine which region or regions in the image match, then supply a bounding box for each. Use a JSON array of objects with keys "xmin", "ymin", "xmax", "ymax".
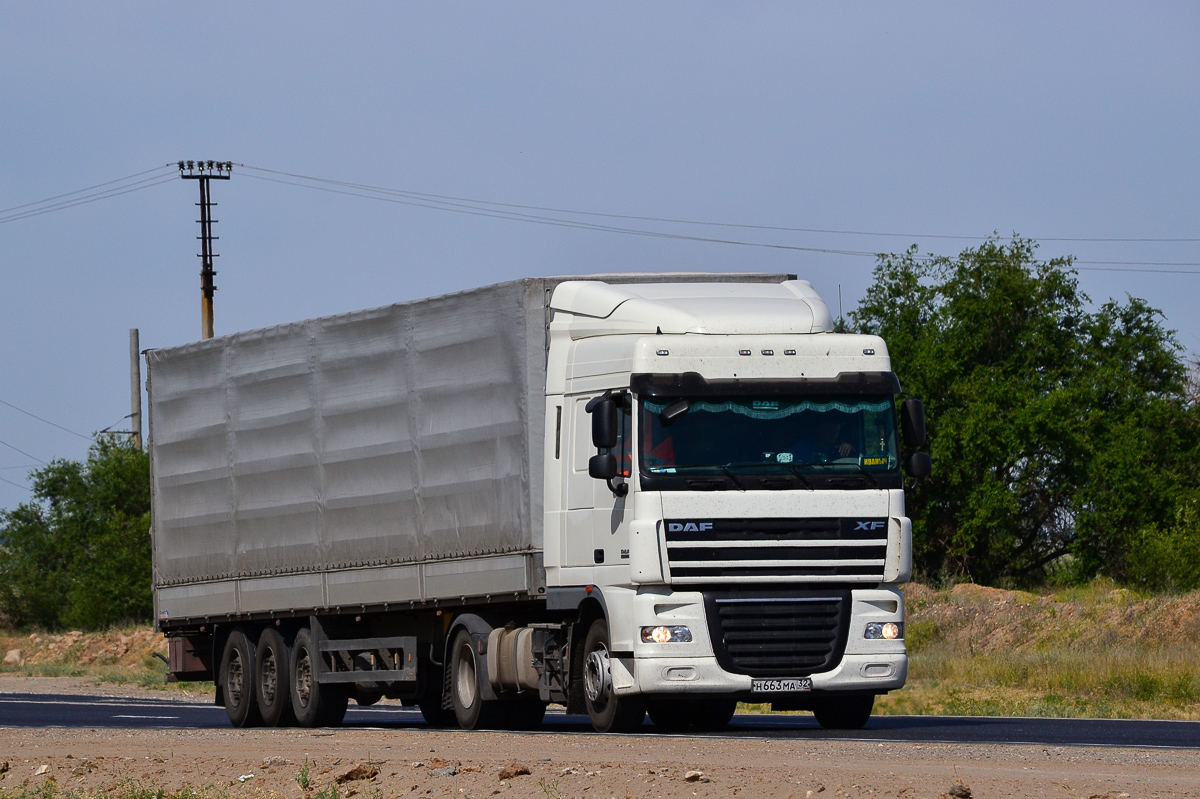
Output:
[
  {"xmin": 455, "ymin": 643, "xmax": 477, "ymax": 709},
  {"xmin": 295, "ymin": 649, "xmax": 313, "ymax": 710},
  {"xmin": 227, "ymin": 649, "xmax": 244, "ymax": 705},
  {"xmin": 583, "ymin": 645, "xmax": 612, "ymax": 709},
  {"xmin": 260, "ymin": 649, "xmax": 277, "ymax": 705}
]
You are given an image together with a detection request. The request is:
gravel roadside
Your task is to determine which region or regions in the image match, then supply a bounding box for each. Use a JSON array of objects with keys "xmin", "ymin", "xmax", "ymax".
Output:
[{"xmin": 2, "ymin": 676, "xmax": 1198, "ymax": 798}]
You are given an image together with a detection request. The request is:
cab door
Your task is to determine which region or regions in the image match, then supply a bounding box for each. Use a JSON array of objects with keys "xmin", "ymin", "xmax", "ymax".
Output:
[{"xmin": 562, "ymin": 392, "xmax": 631, "ymax": 568}]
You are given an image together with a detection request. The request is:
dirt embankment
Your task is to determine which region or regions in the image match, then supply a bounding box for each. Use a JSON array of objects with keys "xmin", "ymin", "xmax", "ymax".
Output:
[
  {"xmin": 902, "ymin": 582, "xmax": 1200, "ymax": 654},
  {"xmin": 1, "ymin": 627, "xmax": 162, "ymax": 671}
]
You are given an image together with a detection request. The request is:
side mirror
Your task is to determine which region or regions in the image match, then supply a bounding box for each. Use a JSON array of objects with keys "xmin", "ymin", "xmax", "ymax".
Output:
[
  {"xmin": 901, "ymin": 399, "xmax": 927, "ymax": 448},
  {"xmin": 586, "ymin": 394, "xmax": 618, "ymax": 449},
  {"xmin": 906, "ymin": 451, "xmax": 932, "ymax": 478},
  {"xmin": 589, "ymin": 453, "xmax": 618, "ymax": 480}
]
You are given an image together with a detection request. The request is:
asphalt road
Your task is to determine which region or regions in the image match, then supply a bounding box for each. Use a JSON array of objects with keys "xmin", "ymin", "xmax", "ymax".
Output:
[{"xmin": 1, "ymin": 693, "xmax": 1196, "ymax": 749}]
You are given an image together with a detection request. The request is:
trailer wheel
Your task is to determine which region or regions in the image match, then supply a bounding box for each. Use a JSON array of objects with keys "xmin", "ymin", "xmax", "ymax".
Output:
[
  {"xmin": 449, "ymin": 629, "xmax": 511, "ymax": 730},
  {"xmin": 582, "ymin": 619, "xmax": 645, "ymax": 733},
  {"xmin": 812, "ymin": 695, "xmax": 874, "ymax": 730},
  {"xmin": 289, "ymin": 627, "xmax": 349, "ymax": 727},
  {"xmin": 220, "ymin": 629, "xmax": 262, "ymax": 728},
  {"xmin": 255, "ymin": 628, "xmax": 294, "ymax": 727}
]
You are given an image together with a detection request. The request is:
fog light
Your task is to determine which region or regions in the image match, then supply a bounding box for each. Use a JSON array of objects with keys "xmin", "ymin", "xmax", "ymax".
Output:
[
  {"xmin": 864, "ymin": 622, "xmax": 904, "ymax": 640},
  {"xmin": 641, "ymin": 625, "xmax": 693, "ymax": 643}
]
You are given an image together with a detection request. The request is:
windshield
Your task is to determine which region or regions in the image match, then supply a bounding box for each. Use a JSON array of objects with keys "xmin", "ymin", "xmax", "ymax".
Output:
[{"xmin": 640, "ymin": 395, "xmax": 900, "ymax": 489}]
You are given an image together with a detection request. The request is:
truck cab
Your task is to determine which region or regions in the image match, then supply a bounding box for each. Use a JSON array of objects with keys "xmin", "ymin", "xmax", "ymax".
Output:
[{"xmin": 540, "ymin": 279, "xmax": 925, "ymax": 730}]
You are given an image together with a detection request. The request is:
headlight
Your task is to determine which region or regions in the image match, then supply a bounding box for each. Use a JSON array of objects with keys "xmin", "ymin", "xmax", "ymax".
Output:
[
  {"xmin": 640, "ymin": 625, "xmax": 693, "ymax": 644},
  {"xmin": 864, "ymin": 622, "xmax": 904, "ymax": 640}
]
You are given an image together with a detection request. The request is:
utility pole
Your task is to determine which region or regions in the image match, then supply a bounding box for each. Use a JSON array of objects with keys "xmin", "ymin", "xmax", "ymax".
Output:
[
  {"xmin": 179, "ymin": 160, "xmax": 232, "ymax": 339},
  {"xmin": 130, "ymin": 328, "xmax": 142, "ymax": 450}
]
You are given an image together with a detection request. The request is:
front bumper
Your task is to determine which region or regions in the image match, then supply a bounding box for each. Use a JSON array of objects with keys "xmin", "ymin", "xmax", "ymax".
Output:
[
  {"xmin": 614, "ymin": 585, "xmax": 907, "ymax": 697},
  {"xmin": 631, "ymin": 652, "xmax": 907, "ymax": 695}
]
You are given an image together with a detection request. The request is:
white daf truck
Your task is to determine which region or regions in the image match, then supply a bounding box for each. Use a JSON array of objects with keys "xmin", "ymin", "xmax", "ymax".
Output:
[{"xmin": 150, "ymin": 273, "xmax": 929, "ymax": 732}]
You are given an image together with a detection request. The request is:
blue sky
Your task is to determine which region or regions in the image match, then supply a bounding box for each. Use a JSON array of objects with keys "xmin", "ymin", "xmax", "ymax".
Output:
[{"xmin": 1, "ymin": 3, "xmax": 1198, "ymax": 507}]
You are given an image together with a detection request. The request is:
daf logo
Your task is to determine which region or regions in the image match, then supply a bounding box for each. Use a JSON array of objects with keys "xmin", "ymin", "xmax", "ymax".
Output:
[
  {"xmin": 668, "ymin": 522, "xmax": 714, "ymax": 532},
  {"xmin": 854, "ymin": 521, "xmax": 886, "ymax": 531}
]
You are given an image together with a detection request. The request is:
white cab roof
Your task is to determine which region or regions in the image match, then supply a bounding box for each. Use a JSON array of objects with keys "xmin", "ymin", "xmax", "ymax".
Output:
[{"xmin": 549, "ymin": 279, "xmax": 833, "ymax": 339}]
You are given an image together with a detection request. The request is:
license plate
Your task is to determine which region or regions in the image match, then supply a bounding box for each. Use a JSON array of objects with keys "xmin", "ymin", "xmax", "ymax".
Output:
[{"xmin": 751, "ymin": 677, "xmax": 812, "ymax": 693}]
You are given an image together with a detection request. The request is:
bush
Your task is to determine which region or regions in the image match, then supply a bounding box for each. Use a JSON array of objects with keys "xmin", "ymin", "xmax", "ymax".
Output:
[{"xmin": 0, "ymin": 436, "xmax": 151, "ymax": 630}]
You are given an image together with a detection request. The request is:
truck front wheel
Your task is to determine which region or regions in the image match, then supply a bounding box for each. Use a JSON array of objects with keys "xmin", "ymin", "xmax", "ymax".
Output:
[
  {"xmin": 582, "ymin": 619, "xmax": 645, "ymax": 733},
  {"xmin": 220, "ymin": 629, "xmax": 262, "ymax": 728},
  {"xmin": 812, "ymin": 695, "xmax": 874, "ymax": 730},
  {"xmin": 289, "ymin": 628, "xmax": 348, "ymax": 727}
]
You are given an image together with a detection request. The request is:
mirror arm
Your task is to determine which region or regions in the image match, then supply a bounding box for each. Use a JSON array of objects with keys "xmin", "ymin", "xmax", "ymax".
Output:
[{"xmin": 606, "ymin": 477, "xmax": 629, "ymax": 498}]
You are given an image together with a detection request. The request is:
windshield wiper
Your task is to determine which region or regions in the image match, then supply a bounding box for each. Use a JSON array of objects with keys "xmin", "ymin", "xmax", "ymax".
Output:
[
  {"xmin": 716, "ymin": 464, "xmax": 748, "ymax": 492},
  {"xmin": 784, "ymin": 463, "xmax": 817, "ymax": 491},
  {"xmin": 845, "ymin": 461, "xmax": 882, "ymax": 489}
]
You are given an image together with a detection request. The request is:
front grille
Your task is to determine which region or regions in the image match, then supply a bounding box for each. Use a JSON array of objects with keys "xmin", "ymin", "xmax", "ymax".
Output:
[
  {"xmin": 664, "ymin": 517, "xmax": 889, "ymax": 584},
  {"xmin": 704, "ymin": 592, "xmax": 850, "ymax": 677}
]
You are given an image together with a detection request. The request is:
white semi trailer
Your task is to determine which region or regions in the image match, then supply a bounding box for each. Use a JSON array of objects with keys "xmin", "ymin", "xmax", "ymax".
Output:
[{"xmin": 150, "ymin": 273, "xmax": 929, "ymax": 732}]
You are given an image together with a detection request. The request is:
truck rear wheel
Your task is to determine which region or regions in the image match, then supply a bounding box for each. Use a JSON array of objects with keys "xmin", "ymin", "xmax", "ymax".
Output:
[
  {"xmin": 289, "ymin": 627, "xmax": 348, "ymax": 727},
  {"xmin": 450, "ymin": 629, "xmax": 512, "ymax": 730},
  {"xmin": 220, "ymin": 629, "xmax": 262, "ymax": 728},
  {"xmin": 255, "ymin": 628, "xmax": 294, "ymax": 727},
  {"xmin": 582, "ymin": 619, "xmax": 645, "ymax": 733},
  {"xmin": 812, "ymin": 695, "xmax": 874, "ymax": 730}
]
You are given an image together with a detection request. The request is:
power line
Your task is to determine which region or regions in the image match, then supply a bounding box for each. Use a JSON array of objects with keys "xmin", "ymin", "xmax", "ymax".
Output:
[
  {"xmin": 0, "ymin": 475, "xmax": 30, "ymax": 492},
  {"xmin": 0, "ymin": 398, "xmax": 91, "ymax": 440},
  {"xmin": 0, "ymin": 165, "xmax": 174, "ymax": 215},
  {"xmin": 0, "ymin": 439, "xmax": 46, "ymax": 466},
  {"xmin": 238, "ymin": 171, "xmax": 881, "ymax": 259},
  {"xmin": 237, "ymin": 163, "xmax": 1200, "ymax": 245},
  {"xmin": 237, "ymin": 166, "xmax": 1200, "ymax": 275},
  {"xmin": 0, "ymin": 173, "xmax": 177, "ymax": 225}
]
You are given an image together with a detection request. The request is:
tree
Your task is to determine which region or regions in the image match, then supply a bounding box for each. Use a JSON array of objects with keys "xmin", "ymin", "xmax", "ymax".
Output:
[
  {"xmin": 0, "ymin": 436, "xmax": 151, "ymax": 629},
  {"xmin": 851, "ymin": 238, "xmax": 1198, "ymax": 586}
]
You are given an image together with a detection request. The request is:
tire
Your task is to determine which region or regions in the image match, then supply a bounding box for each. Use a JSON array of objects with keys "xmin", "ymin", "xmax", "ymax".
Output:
[
  {"xmin": 255, "ymin": 628, "xmax": 294, "ymax": 727},
  {"xmin": 449, "ymin": 629, "xmax": 512, "ymax": 730},
  {"xmin": 220, "ymin": 629, "xmax": 262, "ymax": 728},
  {"xmin": 289, "ymin": 627, "xmax": 349, "ymax": 728},
  {"xmin": 509, "ymin": 699, "xmax": 548, "ymax": 731},
  {"xmin": 812, "ymin": 695, "xmax": 874, "ymax": 730},
  {"xmin": 582, "ymin": 619, "xmax": 645, "ymax": 733}
]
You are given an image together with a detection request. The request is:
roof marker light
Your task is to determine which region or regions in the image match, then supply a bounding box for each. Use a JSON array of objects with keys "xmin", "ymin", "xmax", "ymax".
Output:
[
  {"xmin": 761, "ymin": 349, "xmax": 774, "ymax": 356},
  {"xmin": 656, "ymin": 349, "xmax": 669, "ymax": 356},
  {"xmin": 863, "ymin": 348, "xmax": 876, "ymax": 355},
  {"xmin": 784, "ymin": 349, "xmax": 797, "ymax": 356},
  {"xmin": 738, "ymin": 349, "xmax": 752, "ymax": 356}
]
